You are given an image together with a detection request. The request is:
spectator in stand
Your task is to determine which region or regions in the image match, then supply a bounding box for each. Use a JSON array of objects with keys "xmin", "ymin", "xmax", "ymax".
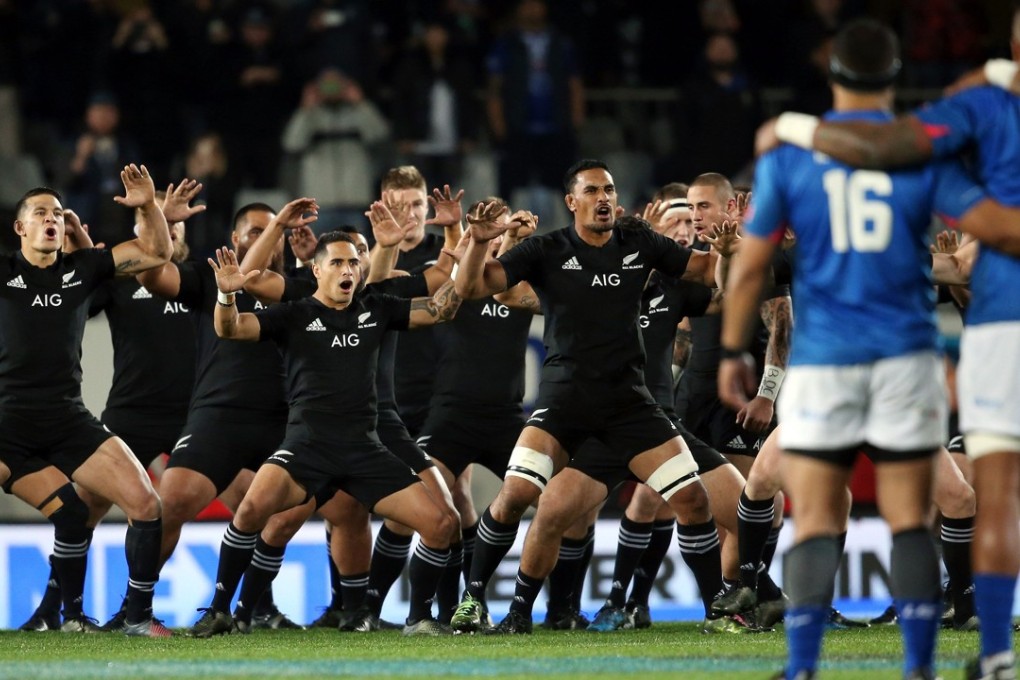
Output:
[
  {"xmin": 285, "ymin": 0, "xmax": 380, "ymax": 93},
  {"xmin": 392, "ymin": 19, "xmax": 480, "ymax": 190},
  {"xmin": 65, "ymin": 92, "xmax": 141, "ymax": 246},
  {"xmin": 282, "ymin": 68, "xmax": 390, "ymax": 235},
  {"xmin": 181, "ymin": 132, "xmax": 241, "ymax": 258},
  {"xmin": 486, "ymin": 0, "xmax": 585, "ymax": 203}
]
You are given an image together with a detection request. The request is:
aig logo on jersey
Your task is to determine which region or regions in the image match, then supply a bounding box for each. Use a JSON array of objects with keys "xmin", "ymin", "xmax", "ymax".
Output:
[
  {"xmin": 61, "ymin": 270, "xmax": 82, "ymax": 288},
  {"xmin": 622, "ymin": 252, "xmax": 643, "ymax": 270},
  {"xmin": 481, "ymin": 302, "xmax": 510, "ymax": 318},
  {"xmin": 357, "ymin": 312, "xmax": 377, "ymax": 329}
]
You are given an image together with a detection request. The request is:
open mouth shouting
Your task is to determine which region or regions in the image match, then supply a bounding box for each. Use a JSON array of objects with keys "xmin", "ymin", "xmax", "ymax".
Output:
[
  {"xmin": 595, "ymin": 204, "xmax": 613, "ymax": 222},
  {"xmin": 339, "ymin": 280, "xmax": 354, "ymax": 293}
]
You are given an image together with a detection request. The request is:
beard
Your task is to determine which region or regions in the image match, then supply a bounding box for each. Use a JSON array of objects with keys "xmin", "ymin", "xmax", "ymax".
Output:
[{"xmin": 583, "ymin": 221, "xmax": 614, "ymax": 234}]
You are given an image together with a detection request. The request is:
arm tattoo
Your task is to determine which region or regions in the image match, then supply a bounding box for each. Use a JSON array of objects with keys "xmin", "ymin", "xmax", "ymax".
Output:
[
  {"xmin": 518, "ymin": 294, "xmax": 541, "ymax": 313},
  {"xmin": 760, "ymin": 295, "xmax": 793, "ymax": 369},
  {"xmin": 115, "ymin": 258, "xmax": 143, "ymax": 274},
  {"xmin": 673, "ymin": 326, "xmax": 693, "ymax": 369},
  {"xmin": 411, "ymin": 279, "xmax": 462, "ymax": 323}
]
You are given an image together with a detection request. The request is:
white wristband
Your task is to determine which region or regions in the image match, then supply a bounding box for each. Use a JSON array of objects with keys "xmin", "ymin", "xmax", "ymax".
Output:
[
  {"xmin": 984, "ymin": 59, "xmax": 1019, "ymax": 90},
  {"xmin": 217, "ymin": 290, "xmax": 236, "ymax": 306},
  {"xmin": 757, "ymin": 365, "xmax": 786, "ymax": 401},
  {"xmin": 775, "ymin": 112, "xmax": 820, "ymax": 150}
]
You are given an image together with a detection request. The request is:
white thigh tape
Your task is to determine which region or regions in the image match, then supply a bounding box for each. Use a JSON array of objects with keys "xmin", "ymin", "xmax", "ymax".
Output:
[
  {"xmin": 965, "ymin": 432, "xmax": 1020, "ymax": 460},
  {"xmin": 645, "ymin": 452, "xmax": 700, "ymax": 501},
  {"xmin": 505, "ymin": 447, "xmax": 554, "ymax": 490}
]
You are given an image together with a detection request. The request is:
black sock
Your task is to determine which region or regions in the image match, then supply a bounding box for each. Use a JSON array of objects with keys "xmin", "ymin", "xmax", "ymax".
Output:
[
  {"xmin": 608, "ymin": 518, "xmax": 652, "ymax": 608},
  {"xmin": 737, "ymin": 491, "xmax": 775, "ymax": 590},
  {"xmin": 508, "ymin": 570, "xmax": 545, "ymax": 618},
  {"xmin": 406, "ymin": 542, "xmax": 449, "ymax": 624},
  {"xmin": 465, "ymin": 508, "xmax": 519, "ymax": 601},
  {"xmin": 758, "ymin": 570, "xmax": 783, "ymax": 601},
  {"xmin": 547, "ymin": 535, "xmax": 587, "ymax": 616},
  {"xmin": 763, "ymin": 523, "xmax": 783, "ymax": 571},
  {"xmin": 124, "ymin": 518, "xmax": 162, "ymax": 624},
  {"xmin": 325, "ymin": 528, "xmax": 342, "ymax": 611},
  {"xmin": 571, "ymin": 524, "xmax": 596, "ymax": 613},
  {"xmin": 676, "ymin": 520, "xmax": 723, "ymax": 615},
  {"xmin": 461, "ymin": 522, "xmax": 477, "ymax": 586},
  {"xmin": 210, "ymin": 522, "xmax": 258, "ymax": 615},
  {"xmin": 436, "ymin": 541, "xmax": 463, "ymax": 623},
  {"xmin": 52, "ymin": 529, "xmax": 91, "ymax": 620},
  {"xmin": 36, "ymin": 558, "xmax": 62, "ymax": 617},
  {"xmin": 340, "ymin": 572, "xmax": 369, "ymax": 612},
  {"xmin": 941, "ymin": 516, "xmax": 976, "ymax": 622},
  {"xmin": 237, "ymin": 539, "xmax": 285, "ymax": 624},
  {"xmin": 364, "ymin": 525, "xmax": 412, "ymax": 616},
  {"xmin": 629, "ymin": 519, "xmax": 673, "ymax": 606}
]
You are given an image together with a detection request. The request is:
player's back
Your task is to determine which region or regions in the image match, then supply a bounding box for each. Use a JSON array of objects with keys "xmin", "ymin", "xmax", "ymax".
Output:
[{"xmin": 748, "ymin": 109, "xmax": 981, "ymax": 366}]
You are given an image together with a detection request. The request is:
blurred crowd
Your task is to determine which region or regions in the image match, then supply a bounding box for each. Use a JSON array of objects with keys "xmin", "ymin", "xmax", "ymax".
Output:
[{"xmin": 0, "ymin": 0, "xmax": 1010, "ymax": 257}]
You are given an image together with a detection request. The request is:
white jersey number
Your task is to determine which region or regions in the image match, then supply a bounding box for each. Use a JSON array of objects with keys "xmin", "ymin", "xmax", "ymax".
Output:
[{"xmin": 822, "ymin": 169, "xmax": 893, "ymax": 253}]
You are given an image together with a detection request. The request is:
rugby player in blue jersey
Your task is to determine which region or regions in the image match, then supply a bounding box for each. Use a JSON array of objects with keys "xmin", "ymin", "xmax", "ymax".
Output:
[{"xmin": 718, "ymin": 19, "xmax": 1020, "ymax": 680}]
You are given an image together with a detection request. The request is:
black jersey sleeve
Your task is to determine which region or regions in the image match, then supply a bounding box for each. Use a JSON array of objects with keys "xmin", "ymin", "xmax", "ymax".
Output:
[
  {"xmin": 497, "ymin": 236, "xmax": 543, "ymax": 289},
  {"xmin": 175, "ymin": 261, "xmax": 206, "ymax": 308},
  {"xmin": 282, "ymin": 275, "xmax": 316, "ymax": 303},
  {"xmin": 88, "ymin": 279, "xmax": 113, "ymax": 318},
  {"xmin": 255, "ymin": 301, "xmax": 294, "ymax": 344},
  {"xmin": 364, "ymin": 293, "xmax": 412, "ymax": 332},
  {"xmin": 646, "ymin": 230, "xmax": 693, "ymax": 278},
  {"xmin": 368, "ymin": 273, "xmax": 429, "ymax": 298},
  {"xmin": 678, "ymin": 280, "xmax": 714, "ymax": 318},
  {"xmin": 69, "ymin": 248, "xmax": 116, "ymax": 291}
]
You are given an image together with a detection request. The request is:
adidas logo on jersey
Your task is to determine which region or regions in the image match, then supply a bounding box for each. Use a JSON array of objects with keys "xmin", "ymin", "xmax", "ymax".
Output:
[
  {"xmin": 6, "ymin": 275, "xmax": 25, "ymax": 289},
  {"xmin": 132, "ymin": 286, "xmax": 153, "ymax": 299},
  {"xmin": 726, "ymin": 436, "xmax": 747, "ymax": 451},
  {"xmin": 306, "ymin": 317, "xmax": 327, "ymax": 332},
  {"xmin": 622, "ymin": 252, "xmax": 643, "ymax": 270},
  {"xmin": 561, "ymin": 256, "xmax": 582, "ymax": 270},
  {"xmin": 357, "ymin": 311, "xmax": 377, "ymax": 328},
  {"xmin": 61, "ymin": 269, "xmax": 82, "ymax": 288}
]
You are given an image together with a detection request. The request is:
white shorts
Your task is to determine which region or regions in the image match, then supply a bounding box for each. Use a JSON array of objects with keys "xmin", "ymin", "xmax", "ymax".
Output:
[
  {"xmin": 778, "ymin": 351, "xmax": 947, "ymax": 453},
  {"xmin": 959, "ymin": 322, "xmax": 1020, "ymax": 440}
]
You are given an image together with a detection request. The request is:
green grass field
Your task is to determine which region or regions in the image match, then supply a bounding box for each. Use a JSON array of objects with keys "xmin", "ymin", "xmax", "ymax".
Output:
[{"xmin": 0, "ymin": 624, "xmax": 985, "ymax": 680}]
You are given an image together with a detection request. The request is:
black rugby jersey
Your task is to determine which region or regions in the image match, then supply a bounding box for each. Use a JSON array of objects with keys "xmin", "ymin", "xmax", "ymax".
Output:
[
  {"xmin": 432, "ymin": 296, "xmax": 532, "ymax": 407},
  {"xmin": 283, "ymin": 273, "xmax": 428, "ymax": 409},
  {"xmin": 173, "ymin": 261, "xmax": 286, "ymax": 414},
  {"xmin": 393, "ymin": 235, "xmax": 443, "ymax": 419},
  {"xmin": 639, "ymin": 274, "xmax": 713, "ymax": 412},
  {"xmin": 91, "ymin": 277, "xmax": 195, "ymax": 414},
  {"xmin": 0, "ymin": 249, "xmax": 114, "ymax": 407},
  {"xmin": 498, "ymin": 226, "xmax": 692, "ymax": 386},
  {"xmin": 256, "ymin": 293, "xmax": 411, "ymax": 435}
]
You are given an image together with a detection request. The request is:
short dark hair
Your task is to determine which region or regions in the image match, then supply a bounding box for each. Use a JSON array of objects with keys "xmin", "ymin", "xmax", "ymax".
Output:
[
  {"xmin": 830, "ymin": 19, "xmax": 901, "ymax": 92},
  {"xmin": 15, "ymin": 187, "xmax": 62, "ymax": 220},
  {"xmin": 563, "ymin": 159, "xmax": 610, "ymax": 194},
  {"xmin": 337, "ymin": 225, "xmax": 361, "ymax": 235},
  {"xmin": 616, "ymin": 215, "xmax": 651, "ymax": 231},
  {"xmin": 313, "ymin": 230, "xmax": 358, "ymax": 262},
  {"xmin": 653, "ymin": 182, "xmax": 689, "ymax": 202},
  {"xmin": 232, "ymin": 202, "xmax": 275, "ymax": 231},
  {"xmin": 690, "ymin": 172, "xmax": 735, "ymax": 202}
]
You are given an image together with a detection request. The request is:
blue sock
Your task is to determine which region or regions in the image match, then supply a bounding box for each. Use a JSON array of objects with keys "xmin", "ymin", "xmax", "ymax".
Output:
[
  {"xmin": 785, "ymin": 605, "xmax": 827, "ymax": 679},
  {"xmin": 975, "ymin": 573, "xmax": 1017, "ymax": 659},
  {"xmin": 894, "ymin": 598, "xmax": 939, "ymax": 675}
]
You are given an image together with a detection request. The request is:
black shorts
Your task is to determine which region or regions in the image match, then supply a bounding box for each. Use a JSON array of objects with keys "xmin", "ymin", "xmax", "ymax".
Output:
[
  {"xmin": 378, "ymin": 407, "xmax": 434, "ymax": 474},
  {"xmin": 417, "ymin": 403, "xmax": 525, "ymax": 478},
  {"xmin": 165, "ymin": 407, "xmax": 287, "ymax": 495},
  {"xmin": 267, "ymin": 436, "xmax": 420, "ymax": 511},
  {"xmin": 102, "ymin": 408, "xmax": 186, "ymax": 468},
  {"xmin": 0, "ymin": 405, "xmax": 113, "ymax": 491},
  {"xmin": 566, "ymin": 416, "xmax": 729, "ymax": 491},
  {"xmin": 528, "ymin": 383, "xmax": 680, "ymax": 461},
  {"xmin": 679, "ymin": 393, "xmax": 771, "ymax": 457}
]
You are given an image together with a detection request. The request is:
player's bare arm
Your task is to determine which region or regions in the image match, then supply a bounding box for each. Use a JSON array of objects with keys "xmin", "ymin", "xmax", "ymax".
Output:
[
  {"xmin": 454, "ymin": 201, "xmax": 512, "ymax": 300},
  {"xmin": 408, "ymin": 279, "xmax": 463, "ymax": 328},
  {"xmin": 210, "ymin": 247, "xmax": 263, "ymax": 341},
  {"xmin": 110, "ymin": 164, "xmax": 173, "ymax": 276},
  {"xmin": 239, "ymin": 197, "xmax": 318, "ymax": 302}
]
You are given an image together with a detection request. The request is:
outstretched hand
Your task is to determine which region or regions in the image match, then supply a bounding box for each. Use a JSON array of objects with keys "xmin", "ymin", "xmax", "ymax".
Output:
[
  {"xmin": 208, "ymin": 247, "xmax": 260, "ymax": 293},
  {"xmin": 441, "ymin": 227, "xmax": 474, "ymax": 264},
  {"xmin": 930, "ymin": 229, "xmax": 960, "ymax": 256},
  {"xmin": 366, "ymin": 200, "xmax": 415, "ymax": 247},
  {"xmin": 507, "ymin": 210, "xmax": 537, "ymax": 239},
  {"xmin": 275, "ymin": 197, "xmax": 319, "ymax": 230},
  {"xmin": 162, "ymin": 179, "xmax": 207, "ymax": 223},
  {"xmin": 465, "ymin": 200, "xmax": 510, "ymax": 242},
  {"xmin": 700, "ymin": 221, "xmax": 742, "ymax": 257},
  {"xmin": 718, "ymin": 353, "xmax": 758, "ymax": 412},
  {"xmin": 288, "ymin": 225, "xmax": 318, "ymax": 262},
  {"xmin": 425, "ymin": 185, "xmax": 465, "ymax": 228},
  {"xmin": 114, "ymin": 164, "xmax": 156, "ymax": 208}
]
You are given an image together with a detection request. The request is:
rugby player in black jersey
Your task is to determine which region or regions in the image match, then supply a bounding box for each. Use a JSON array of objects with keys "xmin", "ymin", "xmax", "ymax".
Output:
[
  {"xmin": 449, "ymin": 159, "xmax": 723, "ymax": 634},
  {"xmin": 19, "ymin": 181, "xmax": 201, "ymax": 632},
  {"xmin": 107, "ymin": 198, "xmax": 319, "ymax": 632},
  {"xmin": 0, "ymin": 165, "xmax": 172, "ymax": 636},
  {"xmin": 190, "ymin": 231, "xmax": 463, "ymax": 636},
  {"xmin": 235, "ymin": 192, "xmax": 463, "ymax": 631}
]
